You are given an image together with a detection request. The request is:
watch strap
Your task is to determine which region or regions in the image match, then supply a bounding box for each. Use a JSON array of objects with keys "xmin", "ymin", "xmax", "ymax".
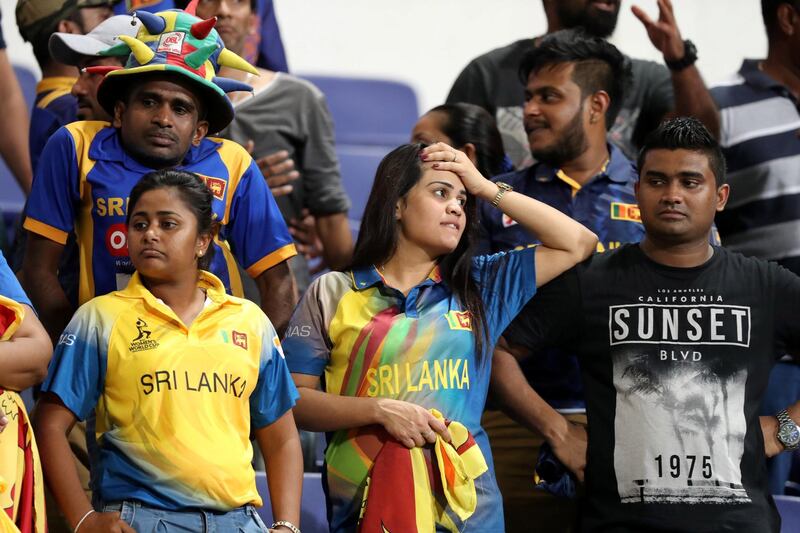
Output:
[
  {"xmin": 665, "ymin": 39, "xmax": 697, "ymax": 72},
  {"xmin": 492, "ymin": 182, "xmax": 513, "ymax": 207},
  {"xmin": 777, "ymin": 408, "xmax": 800, "ymax": 450}
]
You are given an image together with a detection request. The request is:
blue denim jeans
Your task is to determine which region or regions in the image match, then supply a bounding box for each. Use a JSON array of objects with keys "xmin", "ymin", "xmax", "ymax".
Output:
[{"xmin": 102, "ymin": 501, "xmax": 269, "ymax": 533}]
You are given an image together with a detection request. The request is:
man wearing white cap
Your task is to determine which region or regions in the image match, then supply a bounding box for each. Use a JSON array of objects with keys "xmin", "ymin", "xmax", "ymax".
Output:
[
  {"xmin": 49, "ymin": 14, "xmax": 141, "ymax": 122},
  {"xmin": 10, "ymin": 16, "xmax": 142, "ymax": 308}
]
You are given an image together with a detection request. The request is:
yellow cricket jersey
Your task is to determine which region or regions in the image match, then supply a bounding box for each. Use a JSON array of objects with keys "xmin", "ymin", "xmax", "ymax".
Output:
[{"xmin": 42, "ymin": 271, "xmax": 299, "ymax": 511}]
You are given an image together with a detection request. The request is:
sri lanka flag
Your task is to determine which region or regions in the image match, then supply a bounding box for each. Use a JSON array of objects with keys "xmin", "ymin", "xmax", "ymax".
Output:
[
  {"xmin": 358, "ymin": 410, "xmax": 488, "ymax": 532},
  {"xmin": 0, "ymin": 296, "xmax": 46, "ymax": 533}
]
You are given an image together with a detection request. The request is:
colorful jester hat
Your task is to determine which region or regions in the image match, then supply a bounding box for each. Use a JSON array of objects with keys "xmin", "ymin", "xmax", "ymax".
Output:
[{"xmin": 92, "ymin": 0, "xmax": 257, "ymax": 133}]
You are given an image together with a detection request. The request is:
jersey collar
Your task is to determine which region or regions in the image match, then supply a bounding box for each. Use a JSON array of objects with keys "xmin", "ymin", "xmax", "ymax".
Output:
[
  {"xmin": 117, "ymin": 270, "xmax": 235, "ymax": 307},
  {"xmin": 529, "ymin": 143, "xmax": 633, "ymax": 186},
  {"xmin": 89, "ymin": 127, "xmax": 223, "ymax": 170},
  {"xmin": 351, "ymin": 264, "xmax": 443, "ymax": 292},
  {"xmin": 738, "ymin": 58, "xmax": 790, "ymax": 94}
]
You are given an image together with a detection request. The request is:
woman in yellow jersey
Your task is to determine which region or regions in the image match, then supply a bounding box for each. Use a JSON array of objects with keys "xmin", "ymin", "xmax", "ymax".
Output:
[
  {"xmin": 34, "ymin": 170, "xmax": 303, "ymax": 533},
  {"xmin": 0, "ymin": 250, "xmax": 52, "ymax": 533},
  {"xmin": 281, "ymin": 142, "xmax": 598, "ymax": 531}
]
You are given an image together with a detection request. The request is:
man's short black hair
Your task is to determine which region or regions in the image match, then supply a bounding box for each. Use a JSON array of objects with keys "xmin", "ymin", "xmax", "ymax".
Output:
[
  {"xmin": 637, "ymin": 117, "xmax": 727, "ymax": 187},
  {"xmin": 518, "ymin": 29, "xmax": 632, "ymax": 131},
  {"xmin": 762, "ymin": 0, "xmax": 800, "ymax": 38}
]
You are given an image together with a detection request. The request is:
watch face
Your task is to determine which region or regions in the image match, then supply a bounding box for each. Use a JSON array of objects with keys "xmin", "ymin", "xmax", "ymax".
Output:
[{"xmin": 779, "ymin": 424, "xmax": 800, "ymax": 446}]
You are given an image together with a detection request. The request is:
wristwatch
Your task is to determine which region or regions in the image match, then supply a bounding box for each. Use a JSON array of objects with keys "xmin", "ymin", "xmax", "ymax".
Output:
[
  {"xmin": 776, "ymin": 408, "xmax": 800, "ymax": 450},
  {"xmin": 665, "ymin": 39, "xmax": 698, "ymax": 72},
  {"xmin": 492, "ymin": 182, "xmax": 513, "ymax": 207}
]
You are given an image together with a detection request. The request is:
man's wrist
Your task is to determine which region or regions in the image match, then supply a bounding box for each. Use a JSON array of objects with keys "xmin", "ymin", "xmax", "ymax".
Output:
[
  {"xmin": 538, "ymin": 407, "xmax": 571, "ymax": 446},
  {"xmin": 763, "ymin": 415, "xmax": 781, "ymax": 445},
  {"xmin": 776, "ymin": 408, "xmax": 800, "ymax": 450},
  {"xmin": 665, "ymin": 39, "xmax": 698, "ymax": 71},
  {"xmin": 662, "ymin": 38, "xmax": 685, "ymax": 63}
]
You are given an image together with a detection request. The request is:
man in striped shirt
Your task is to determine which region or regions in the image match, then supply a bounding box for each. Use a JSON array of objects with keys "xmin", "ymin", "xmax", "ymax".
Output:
[{"xmin": 710, "ymin": 0, "xmax": 800, "ymax": 496}]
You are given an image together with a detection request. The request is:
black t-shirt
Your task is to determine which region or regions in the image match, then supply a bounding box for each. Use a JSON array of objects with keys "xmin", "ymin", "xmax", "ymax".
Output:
[{"xmin": 505, "ymin": 244, "xmax": 800, "ymax": 532}]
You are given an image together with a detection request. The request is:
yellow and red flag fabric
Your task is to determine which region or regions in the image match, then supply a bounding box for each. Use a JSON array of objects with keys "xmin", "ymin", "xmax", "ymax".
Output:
[
  {"xmin": 358, "ymin": 409, "xmax": 488, "ymax": 533},
  {"xmin": 0, "ymin": 295, "xmax": 46, "ymax": 533}
]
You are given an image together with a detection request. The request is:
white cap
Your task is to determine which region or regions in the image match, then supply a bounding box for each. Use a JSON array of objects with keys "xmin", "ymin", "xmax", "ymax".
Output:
[{"xmin": 49, "ymin": 15, "xmax": 141, "ymax": 66}]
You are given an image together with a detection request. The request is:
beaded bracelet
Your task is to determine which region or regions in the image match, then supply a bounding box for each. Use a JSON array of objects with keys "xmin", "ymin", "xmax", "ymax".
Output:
[{"xmin": 271, "ymin": 519, "xmax": 301, "ymax": 533}]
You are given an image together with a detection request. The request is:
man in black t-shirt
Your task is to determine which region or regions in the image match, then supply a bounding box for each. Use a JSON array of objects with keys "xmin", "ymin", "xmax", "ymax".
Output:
[{"xmin": 493, "ymin": 117, "xmax": 800, "ymax": 532}]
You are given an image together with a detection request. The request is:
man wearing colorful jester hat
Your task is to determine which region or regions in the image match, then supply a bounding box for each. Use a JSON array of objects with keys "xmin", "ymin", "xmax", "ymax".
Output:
[{"xmin": 20, "ymin": 0, "xmax": 299, "ymax": 345}]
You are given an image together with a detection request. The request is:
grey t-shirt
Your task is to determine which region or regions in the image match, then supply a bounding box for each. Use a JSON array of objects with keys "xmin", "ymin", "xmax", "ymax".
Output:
[
  {"xmin": 447, "ymin": 38, "xmax": 674, "ymax": 167},
  {"xmin": 221, "ymin": 73, "xmax": 351, "ymax": 292}
]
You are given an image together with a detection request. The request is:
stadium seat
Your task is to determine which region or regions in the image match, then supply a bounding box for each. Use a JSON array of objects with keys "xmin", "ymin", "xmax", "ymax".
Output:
[
  {"xmin": 301, "ymin": 75, "xmax": 418, "ymax": 147},
  {"xmin": 775, "ymin": 495, "xmax": 800, "ymax": 533},
  {"xmin": 14, "ymin": 65, "xmax": 38, "ymax": 108},
  {"xmin": 298, "ymin": 75, "xmax": 419, "ymax": 241},
  {"xmin": 336, "ymin": 145, "xmax": 392, "ymax": 232},
  {"xmin": 255, "ymin": 471, "xmax": 328, "ymax": 532}
]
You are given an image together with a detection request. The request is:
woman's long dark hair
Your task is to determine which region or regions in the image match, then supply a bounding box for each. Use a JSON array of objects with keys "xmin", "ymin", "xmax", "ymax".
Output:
[
  {"xmin": 127, "ymin": 169, "xmax": 217, "ymax": 270},
  {"xmin": 350, "ymin": 143, "xmax": 488, "ymax": 358},
  {"xmin": 427, "ymin": 103, "xmax": 507, "ymax": 178}
]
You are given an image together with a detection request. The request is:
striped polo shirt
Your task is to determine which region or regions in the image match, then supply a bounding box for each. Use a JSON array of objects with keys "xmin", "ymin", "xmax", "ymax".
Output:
[{"xmin": 711, "ymin": 59, "xmax": 800, "ymax": 274}]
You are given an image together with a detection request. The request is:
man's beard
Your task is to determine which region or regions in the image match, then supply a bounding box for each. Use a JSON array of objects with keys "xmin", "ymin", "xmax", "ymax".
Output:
[
  {"xmin": 556, "ymin": 2, "xmax": 620, "ymax": 39},
  {"xmin": 529, "ymin": 109, "xmax": 589, "ymax": 168}
]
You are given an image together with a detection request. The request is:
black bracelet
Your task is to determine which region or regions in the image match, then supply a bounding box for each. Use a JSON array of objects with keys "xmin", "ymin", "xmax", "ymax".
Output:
[{"xmin": 665, "ymin": 39, "xmax": 698, "ymax": 72}]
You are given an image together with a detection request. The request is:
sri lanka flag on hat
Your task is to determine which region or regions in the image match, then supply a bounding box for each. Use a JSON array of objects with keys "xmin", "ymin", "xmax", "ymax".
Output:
[{"xmin": 92, "ymin": 0, "xmax": 257, "ymax": 133}]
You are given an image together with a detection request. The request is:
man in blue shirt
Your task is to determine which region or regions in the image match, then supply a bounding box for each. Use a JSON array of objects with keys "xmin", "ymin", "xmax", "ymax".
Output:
[
  {"xmin": 479, "ymin": 30, "xmax": 717, "ymax": 532},
  {"xmin": 15, "ymin": 0, "xmax": 117, "ymax": 173},
  {"xmin": 19, "ymin": 5, "xmax": 297, "ymax": 346}
]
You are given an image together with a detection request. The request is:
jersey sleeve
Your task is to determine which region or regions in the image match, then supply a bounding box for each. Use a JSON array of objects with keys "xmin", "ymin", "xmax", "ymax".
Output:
[
  {"xmin": 503, "ymin": 268, "xmax": 582, "ymax": 354},
  {"xmin": 23, "ymin": 126, "xmax": 80, "ymax": 245},
  {"xmin": 281, "ymin": 274, "xmax": 337, "ymax": 376},
  {"xmin": 40, "ymin": 302, "xmax": 108, "ymax": 420},
  {"xmin": 0, "ymin": 251, "xmax": 32, "ymax": 307},
  {"xmin": 250, "ymin": 311, "xmax": 300, "ymax": 429},
  {"xmin": 471, "ymin": 245, "xmax": 538, "ymax": 343},
  {"xmin": 227, "ymin": 156, "xmax": 297, "ymax": 278},
  {"xmin": 300, "ymin": 90, "xmax": 351, "ymax": 216}
]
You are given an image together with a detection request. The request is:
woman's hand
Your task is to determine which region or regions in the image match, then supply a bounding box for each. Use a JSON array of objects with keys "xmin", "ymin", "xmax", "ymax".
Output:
[
  {"xmin": 374, "ymin": 398, "xmax": 451, "ymax": 448},
  {"xmin": 420, "ymin": 142, "xmax": 494, "ymax": 200},
  {"xmin": 78, "ymin": 511, "xmax": 136, "ymax": 532}
]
